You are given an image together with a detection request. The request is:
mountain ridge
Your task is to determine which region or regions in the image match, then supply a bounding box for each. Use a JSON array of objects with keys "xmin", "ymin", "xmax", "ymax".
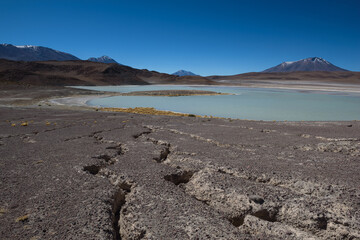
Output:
[{"xmin": 0, "ymin": 43, "xmax": 79, "ymax": 61}]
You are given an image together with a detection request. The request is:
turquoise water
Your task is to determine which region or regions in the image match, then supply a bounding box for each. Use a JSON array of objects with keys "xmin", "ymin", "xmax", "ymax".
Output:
[{"xmin": 73, "ymin": 85, "xmax": 360, "ymax": 121}]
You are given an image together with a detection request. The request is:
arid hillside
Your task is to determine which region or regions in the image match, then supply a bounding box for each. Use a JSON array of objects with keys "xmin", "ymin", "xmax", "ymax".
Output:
[{"xmin": 0, "ymin": 59, "xmax": 215, "ymax": 86}]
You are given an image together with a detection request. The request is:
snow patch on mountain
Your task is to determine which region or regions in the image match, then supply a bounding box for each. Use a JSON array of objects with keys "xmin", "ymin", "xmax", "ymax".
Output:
[{"xmin": 87, "ymin": 55, "xmax": 118, "ymax": 64}]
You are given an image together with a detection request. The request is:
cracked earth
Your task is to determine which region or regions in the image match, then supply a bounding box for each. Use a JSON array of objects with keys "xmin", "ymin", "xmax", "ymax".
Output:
[{"xmin": 0, "ymin": 107, "xmax": 359, "ymax": 239}]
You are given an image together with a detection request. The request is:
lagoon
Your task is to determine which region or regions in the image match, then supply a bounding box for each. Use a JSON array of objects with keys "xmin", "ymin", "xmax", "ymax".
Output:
[{"xmin": 74, "ymin": 85, "xmax": 360, "ymax": 121}]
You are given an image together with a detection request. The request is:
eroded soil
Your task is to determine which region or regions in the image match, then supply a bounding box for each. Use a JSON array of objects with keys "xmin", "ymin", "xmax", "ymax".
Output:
[{"xmin": 0, "ymin": 106, "xmax": 359, "ymax": 239}]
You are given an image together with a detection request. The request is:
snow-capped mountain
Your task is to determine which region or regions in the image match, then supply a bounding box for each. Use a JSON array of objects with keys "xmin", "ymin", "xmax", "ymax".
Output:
[
  {"xmin": 0, "ymin": 43, "xmax": 79, "ymax": 61},
  {"xmin": 172, "ymin": 70, "xmax": 198, "ymax": 76},
  {"xmin": 87, "ymin": 55, "xmax": 118, "ymax": 64},
  {"xmin": 263, "ymin": 57, "xmax": 348, "ymax": 72}
]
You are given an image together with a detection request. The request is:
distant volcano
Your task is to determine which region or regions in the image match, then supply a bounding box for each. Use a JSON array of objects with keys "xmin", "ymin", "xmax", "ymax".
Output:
[
  {"xmin": 172, "ymin": 70, "xmax": 198, "ymax": 76},
  {"xmin": 263, "ymin": 57, "xmax": 348, "ymax": 72}
]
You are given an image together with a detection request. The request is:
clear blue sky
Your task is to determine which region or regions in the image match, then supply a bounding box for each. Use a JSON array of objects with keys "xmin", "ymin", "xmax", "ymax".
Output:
[{"xmin": 1, "ymin": 0, "xmax": 359, "ymax": 75}]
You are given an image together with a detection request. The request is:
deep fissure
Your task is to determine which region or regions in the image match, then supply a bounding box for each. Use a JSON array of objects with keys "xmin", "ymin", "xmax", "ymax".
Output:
[
  {"xmin": 83, "ymin": 164, "xmax": 103, "ymax": 175},
  {"xmin": 112, "ymin": 188, "xmax": 126, "ymax": 240},
  {"xmin": 164, "ymin": 171, "xmax": 194, "ymax": 185},
  {"xmin": 132, "ymin": 130, "xmax": 151, "ymax": 139}
]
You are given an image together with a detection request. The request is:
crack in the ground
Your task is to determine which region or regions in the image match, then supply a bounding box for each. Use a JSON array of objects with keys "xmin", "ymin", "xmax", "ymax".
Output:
[
  {"xmin": 132, "ymin": 126, "xmax": 172, "ymax": 164},
  {"xmin": 153, "ymin": 145, "xmax": 170, "ymax": 163},
  {"xmin": 81, "ymin": 133, "xmax": 134, "ymax": 239},
  {"xmin": 81, "ymin": 130, "xmax": 132, "ymax": 238},
  {"xmin": 83, "ymin": 144, "xmax": 126, "ymax": 175},
  {"xmin": 167, "ymin": 128, "xmax": 232, "ymax": 148},
  {"xmin": 64, "ymin": 134, "xmax": 89, "ymax": 141},
  {"xmin": 164, "ymin": 171, "xmax": 194, "ymax": 185},
  {"xmin": 147, "ymin": 125, "xmax": 254, "ymax": 152},
  {"xmin": 83, "ymin": 164, "xmax": 103, "ymax": 175},
  {"xmin": 105, "ymin": 145, "xmax": 126, "ymax": 156},
  {"xmin": 112, "ymin": 183, "xmax": 132, "ymax": 240},
  {"xmin": 132, "ymin": 130, "xmax": 151, "ymax": 139},
  {"xmin": 43, "ymin": 124, "xmax": 73, "ymax": 133}
]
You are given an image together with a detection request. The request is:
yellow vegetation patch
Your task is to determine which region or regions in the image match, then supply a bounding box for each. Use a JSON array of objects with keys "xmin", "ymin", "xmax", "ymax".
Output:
[
  {"xmin": 0, "ymin": 208, "xmax": 8, "ymax": 215},
  {"xmin": 100, "ymin": 107, "xmax": 202, "ymax": 117},
  {"xmin": 15, "ymin": 214, "xmax": 29, "ymax": 222},
  {"xmin": 21, "ymin": 122, "xmax": 28, "ymax": 126}
]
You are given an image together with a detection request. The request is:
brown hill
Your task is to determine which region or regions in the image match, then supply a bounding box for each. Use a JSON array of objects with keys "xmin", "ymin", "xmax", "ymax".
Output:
[
  {"xmin": 208, "ymin": 71, "xmax": 360, "ymax": 84},
  {"xmin": 0, "ymin": 59, "xmax": 215, "ymax": 86}
]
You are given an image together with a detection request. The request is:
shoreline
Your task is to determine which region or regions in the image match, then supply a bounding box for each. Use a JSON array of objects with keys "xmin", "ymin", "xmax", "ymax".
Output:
[
  {"xmin": 48, "ymin": 85, "xmax": 360, "ymax": 122},
  {"xmin": 2, "ymin": 83, "xmax": 360, "ymax": 121},
  {"xmin": 49, "ymin": 95, "xmax": 111, "ymax": 107},
  {"xmin": 48, "ymin": 84, "xmax": 360, "ymax": 121},
  {"xmin": 49, "ymin": 96, "xmax": 220, "ymax": 119}
]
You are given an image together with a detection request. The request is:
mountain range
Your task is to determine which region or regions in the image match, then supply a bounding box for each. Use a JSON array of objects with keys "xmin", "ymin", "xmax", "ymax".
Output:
[
  {"xmin": 263, "ymin": 57, "xmax": 348, "ymax": 72},
  {"xmin": 172, "ymin": 70, "xmax": 198, "ymax": 76},
  {"xmin": 0, "ymin": 43, "xmax": 358, "ymax": 87},
  {"xmin": 0, "ymin": 44, "xmax": 351, "ymax": 74}
]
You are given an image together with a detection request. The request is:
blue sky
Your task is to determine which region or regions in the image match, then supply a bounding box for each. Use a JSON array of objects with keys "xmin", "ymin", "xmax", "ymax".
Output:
[{"xmin": 1, "ymin": 0, "xmax": 359, "ymax": 75}]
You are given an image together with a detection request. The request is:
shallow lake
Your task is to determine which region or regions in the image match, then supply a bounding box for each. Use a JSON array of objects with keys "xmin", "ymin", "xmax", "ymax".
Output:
[{"xmin": 73, "ymin": 85, "xmax": 360, "ymax": 121}]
